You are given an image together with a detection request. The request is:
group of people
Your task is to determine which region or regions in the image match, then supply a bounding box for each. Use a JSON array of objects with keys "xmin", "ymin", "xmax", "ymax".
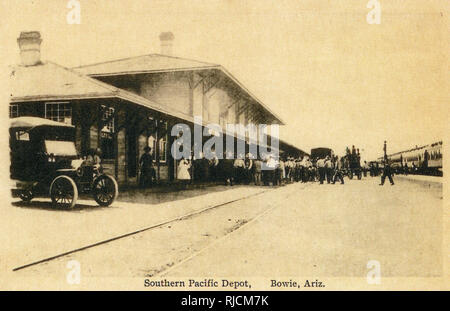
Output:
[
  {"xmin": 174, "ymin": 153, "xmax": 352, "ymax": 187},
  {"xmin": 136, "ymin": 144, "xmax": 397, "ymax": 189},
  {"xmin": 84, "ymin": 143, "xmax": 397, "ymax": 190}
]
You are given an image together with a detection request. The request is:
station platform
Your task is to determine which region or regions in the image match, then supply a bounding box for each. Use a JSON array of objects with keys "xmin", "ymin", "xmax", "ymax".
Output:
[
  {"xmin": 395, "ymin": 174, "xmax": 442, "ymax": 188},
  {"xmin": 3, "ymin": 184, "xmax": 269, "ymax": 273},
  {"xmin": 116, "ymin": 182, "xmax": 240, "ymax": 205}
]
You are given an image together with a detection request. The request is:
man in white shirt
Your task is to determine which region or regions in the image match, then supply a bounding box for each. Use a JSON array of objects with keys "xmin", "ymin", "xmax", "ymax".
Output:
[
  {"xmin": 324, "ymin": 156, "xmax": 333, "ymax": 184},
  {"xmin": 316, "ymin": 157, "xmax": 326, "ymax": 184}
]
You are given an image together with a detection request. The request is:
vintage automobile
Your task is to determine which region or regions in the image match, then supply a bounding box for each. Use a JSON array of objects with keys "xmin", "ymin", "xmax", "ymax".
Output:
[{"xmin": 10, "ymin": 117, "xmax": 118, "ymax": 208}]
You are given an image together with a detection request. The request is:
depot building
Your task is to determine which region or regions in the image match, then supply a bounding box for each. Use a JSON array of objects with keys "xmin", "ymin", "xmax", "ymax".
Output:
[{"xmin": 9, "ymin": 31, "xmax": 306, "ymax": 186}]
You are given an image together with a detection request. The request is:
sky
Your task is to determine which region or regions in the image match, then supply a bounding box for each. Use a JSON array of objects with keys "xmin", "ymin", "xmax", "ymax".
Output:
[{"xmin": 1, "ymin": 0, "xmax": 448, "ymax": 161}]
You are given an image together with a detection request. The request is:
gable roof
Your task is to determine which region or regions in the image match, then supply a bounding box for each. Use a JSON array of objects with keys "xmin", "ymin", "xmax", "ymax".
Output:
[
  {"xmin": 74, "ymin": 54, "xmax": 285, "ymax": 125},
  {"xmin": 74, "ymin": 54, "xmax": 220, "ymax": 76},
  {"xmin": 9, "ymin": 61, "xmax": 195, "ymax": 122},
  {"xmin": 10, "ymin": 61, "xmax": 123, "ymax": 102}
]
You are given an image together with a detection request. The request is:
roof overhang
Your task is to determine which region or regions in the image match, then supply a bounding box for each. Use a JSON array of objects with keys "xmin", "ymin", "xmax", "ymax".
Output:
[{"xmin": 76, "ymin": 64, "xmax": 285, "ymax": 125}]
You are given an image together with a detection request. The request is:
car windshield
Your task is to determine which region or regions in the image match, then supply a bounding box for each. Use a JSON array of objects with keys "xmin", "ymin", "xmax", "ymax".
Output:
[{"xmin": 44, "ymin": 140, "xmax": 78, "ymax": 157}]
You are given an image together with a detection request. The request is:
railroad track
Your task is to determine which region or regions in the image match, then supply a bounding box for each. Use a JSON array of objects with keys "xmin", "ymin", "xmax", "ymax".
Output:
[{"xmin": 13, "ymin": 188, "xmax": 271, "ymax": 272}]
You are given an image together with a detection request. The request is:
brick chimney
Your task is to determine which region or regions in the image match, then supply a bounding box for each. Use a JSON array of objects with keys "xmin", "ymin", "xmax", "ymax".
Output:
[
  {"xmin": 17, "ymin": 31, "xmax": 42, "ymax": 66},
  {"xmin": 159, "ymin": 32, "xmax": 174, "ymax": 56}
]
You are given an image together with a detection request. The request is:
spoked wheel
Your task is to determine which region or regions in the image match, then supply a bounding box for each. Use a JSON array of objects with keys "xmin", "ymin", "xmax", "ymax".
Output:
[
  {"xmin": 19, "ymin": 189, "xmax": 34, "ymax": 202},
  {"xmin": 50, "ymin": 176, "xmax": 78, "ymax": 209},
  {"xmin": 92, "ymin": 175, "xmax": 118, "ymax": 207}
]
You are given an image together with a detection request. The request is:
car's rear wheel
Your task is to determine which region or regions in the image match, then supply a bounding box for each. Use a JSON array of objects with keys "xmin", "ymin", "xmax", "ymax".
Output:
[
  {"xmin": 50, "ymin": 175, "xmax": 78, "ymax": 209},
  {"xmin": 92, "ymin": 174, "xmax": 118, "ymax": 207}
]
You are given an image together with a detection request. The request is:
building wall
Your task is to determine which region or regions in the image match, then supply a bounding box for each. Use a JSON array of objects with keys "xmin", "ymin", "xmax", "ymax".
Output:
[
  {"xmin": 140, "ymin": 72, "xmax": 192, "ymax": 116},
  {"xmin": 96, "ymin": 71, "xmax": 248, "ymax": 129},
  {"xmin": 192, "ymin": 82, "xmax": 203, "ymax": 119},
  {"xmin": 205, "ymin": 88, "xmax": 227, "ymax": 125}
]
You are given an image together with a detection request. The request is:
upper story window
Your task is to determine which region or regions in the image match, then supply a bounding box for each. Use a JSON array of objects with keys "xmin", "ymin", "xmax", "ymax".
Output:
[
  {"xmin": 45, "ymin": 102, "xmax": 72, "ymax": 124},
  {"xmin": 9, "ymin": 104, "xmax": 19, "ymax": 118}
]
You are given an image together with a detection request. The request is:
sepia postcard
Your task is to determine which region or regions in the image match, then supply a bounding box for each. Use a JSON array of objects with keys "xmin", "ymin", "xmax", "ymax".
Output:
[{"xmin": 0, "ymin": 0, "xmax": 448, "ymax": 292}]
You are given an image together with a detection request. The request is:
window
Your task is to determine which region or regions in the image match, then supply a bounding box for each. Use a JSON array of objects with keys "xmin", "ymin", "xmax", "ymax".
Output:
[
  {"xmin": 145, "ymin": 121, "xmax": 168, "ymax": 163},
  {"xmin": 45, "ymin": 102, "xmax": 71, "ymax": 124},
  {"xmin": 101, "ymin": 105, "xmax": 115, "ymax": 134},
  {"xmin": 9, "ymin": 104, "xmax": 19, "ymax": 118},
  {"xmin": 100, "ymin": 105, "xmax": 115, "ymax": 159},
  {"xmin": 45, "ymin": 140, "xmax": 77, "ymax": 157},
  {"xmin": 15, "ymin": 130, "xmax": 29, "ymax": 141},
  {"xmin": 148, "ymin": 134, "xmax": 167, "ymax": 163}
]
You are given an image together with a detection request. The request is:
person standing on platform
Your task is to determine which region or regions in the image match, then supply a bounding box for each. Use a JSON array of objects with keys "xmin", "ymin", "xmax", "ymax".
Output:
[
  {"xmin": 234, "ymin": 155, "xmax": 245, "ymax": 184},
  {"xmin": 177, "ymin": 157, "xmax": 191, "ymax": 184},
  {"xmin": 244, "ymin": 153, "xmax": 254, "ymax": 184},
  {"xmin": 380, "ymin": 156, "xmax": 395, "ymax": 186},
  {"xmin": 363, "ymin": 161, "xmax": 368, "ymax": 177},
  {"xmin": 304, "ymin": 156, "xmax": 313, "ymax": 182},
  {"xmin": 317, "ymin": 157, "xmax": 326, "ymax": 184},
  {"xmin": 223, "ymin": 151, "xmax": 235, "ymax": 186},
  {"xmin": 292, "ymin": 157, "xmax": 298, "ymax": 182},
  {"xmin": 139, "ymin": 146, "xmax": 153, "ymax": 188},
  {"xmin": 200, "ymin": 153, "xmax": 209, "ymax": 181},
  {"xmin": 295, "ymin": 158, "xmax": 302, "ymax": 182},
  {"xmin": 265, "ymin": 154, "xmax": 276, "ymax": 186},
  {"xmin": 332, "ymin": 156, "xmax": 345, "ymax": 184},
  {"xmin": 209, "ymin": 152, "xmax": 219, "ymax": 182},
  {"xmin": 284, "ymin": 157, "xmax": 291, "ymax": 182},
  {"xmin": 423, "ymin": 149, "xmax": 429, "ymax": 172},
  {"xmin": 277, "ymin": 157, "xmax": 286, "ymax": 185},
  {"xmin": 298, "ymin": 156, "xmax": 305, "ymax": 183},
  {"xmin": 310, "ymin": 159, "xmax": 317, "ymax": 182},
  {"xmin": 325, "ymin": 156, "xmax": 333, "ymax": 184},
  {"xmin": 253, "ymin": 157, "xmax": 262, "ymax": 186}
]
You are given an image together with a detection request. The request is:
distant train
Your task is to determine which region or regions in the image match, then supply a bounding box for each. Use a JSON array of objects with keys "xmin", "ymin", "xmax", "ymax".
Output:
[{"xmin": 378, "ymin": 141, "xmax": 442, "ymax": 176}]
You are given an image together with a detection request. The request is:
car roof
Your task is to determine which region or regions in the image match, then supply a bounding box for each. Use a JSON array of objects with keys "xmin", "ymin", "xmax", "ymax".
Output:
[{"xmin": 9, "ymin": 117, "xmax": 74, "ymax": 129}]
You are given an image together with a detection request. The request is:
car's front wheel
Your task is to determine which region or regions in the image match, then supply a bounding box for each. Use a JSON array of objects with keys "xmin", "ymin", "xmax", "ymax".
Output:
[
  {"xmin": 92, "ymin": 174, "xmax": 118, "ymax": 207},
  {"xmin": 50, "ymin": 175, "xmax": 78, "ymax": 209}
]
